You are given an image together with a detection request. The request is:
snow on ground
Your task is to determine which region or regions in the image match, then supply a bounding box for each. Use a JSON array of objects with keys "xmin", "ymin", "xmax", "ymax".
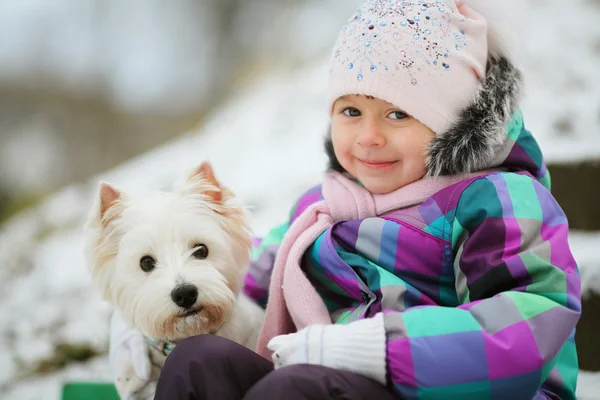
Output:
[
  {"xmin": 518, "ymin": 0, "xmax": 600, "ymax": 163},
  {"xmin": 570, "ymin": 231, "xmax": 600, "ymax": 297},
  {"xmin": 578, "ymin": 371, "xmax": 600, "ymax": 400}
]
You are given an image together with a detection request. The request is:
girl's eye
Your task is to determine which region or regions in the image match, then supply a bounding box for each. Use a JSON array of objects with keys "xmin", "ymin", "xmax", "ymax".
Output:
[
  {"xmin": 342, "ymin": 107, "xmax": 361, "ymax": 117},
  {"xmin": 388, "ymin": 111, "xmax": 408, "ymax": 120},
  {"xmin": 192, "ymin": 244, "xmax": 209, "ymax": 259}
]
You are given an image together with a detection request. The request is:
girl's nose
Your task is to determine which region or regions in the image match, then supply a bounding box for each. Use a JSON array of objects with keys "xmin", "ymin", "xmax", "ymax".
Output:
[{"xmin": 356, "ymin": 120, "xmax": 386, "ymax": 148}]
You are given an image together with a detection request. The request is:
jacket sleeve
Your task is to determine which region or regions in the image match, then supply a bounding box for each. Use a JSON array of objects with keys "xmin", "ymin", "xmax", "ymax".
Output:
[
  {"xmin": 242, "ymin": 184, "xmax": 324, "ymax": 309},
  {"xmin": 383, "ymin": 173, "xmax": 581, "ymax": 399},
  {"xmin": 242, "ymin": 221, "xmax": 289, "ymax": 309}
]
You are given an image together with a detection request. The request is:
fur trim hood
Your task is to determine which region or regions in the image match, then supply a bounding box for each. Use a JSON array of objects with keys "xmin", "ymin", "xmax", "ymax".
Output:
[{"xmin": 324, "ymin": 56, "xmax": 551, "ymax": 189}]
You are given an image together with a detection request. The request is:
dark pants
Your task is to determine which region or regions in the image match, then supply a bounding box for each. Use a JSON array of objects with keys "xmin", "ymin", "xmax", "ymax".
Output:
[{"xmin": 154, "ymin": 335, "xmax": 400, "ymax": 400}]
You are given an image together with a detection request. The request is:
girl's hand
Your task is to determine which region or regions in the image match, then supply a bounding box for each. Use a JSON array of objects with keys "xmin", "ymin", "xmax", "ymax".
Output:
[{"xmin": 267, "ymin": 313, "xmax": 387, "ymax": 384}]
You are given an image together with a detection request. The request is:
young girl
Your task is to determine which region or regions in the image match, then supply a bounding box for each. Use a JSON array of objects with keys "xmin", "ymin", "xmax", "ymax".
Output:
[{"xmin": 112, "ymin": 0, "xmax": 581, "ymax": 398}]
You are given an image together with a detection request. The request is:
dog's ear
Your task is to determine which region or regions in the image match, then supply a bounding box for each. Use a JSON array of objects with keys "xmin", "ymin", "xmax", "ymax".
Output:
[
  {"xmin": 188, "ymin": 161, "xmax": 223, "ymax": 203},
  {"xmin": 92, "ymin": 181, "xmax": 122, "ymax": 225}
]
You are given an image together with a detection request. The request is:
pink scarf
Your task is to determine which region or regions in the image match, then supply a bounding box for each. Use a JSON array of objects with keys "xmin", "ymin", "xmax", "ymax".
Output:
[{"xmin": 255, "ymin": 171, "xmax": 491, "ymax": 358}]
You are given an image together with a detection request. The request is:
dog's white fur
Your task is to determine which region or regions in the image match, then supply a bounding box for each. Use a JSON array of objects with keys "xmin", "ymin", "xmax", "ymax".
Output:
[{"xmin": 84, "ymin": 162, "xmax": 264, "ymax": 397}]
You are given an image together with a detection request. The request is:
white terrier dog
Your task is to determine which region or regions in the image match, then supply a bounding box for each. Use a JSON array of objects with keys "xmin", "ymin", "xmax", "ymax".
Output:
[{"xmin": 84, "ymin": 162, "xmax": 264, "ymax": 398}]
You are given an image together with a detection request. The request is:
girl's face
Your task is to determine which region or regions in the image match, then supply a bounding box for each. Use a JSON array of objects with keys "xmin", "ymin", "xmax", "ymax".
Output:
[{"xmin": 331, "ymin": 95, "xmax": 435, "ymax": 194}]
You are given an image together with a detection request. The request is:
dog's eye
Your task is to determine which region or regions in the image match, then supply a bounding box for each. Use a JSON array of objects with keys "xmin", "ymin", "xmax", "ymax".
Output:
[
  {"xmin": 192, "ymin": 244, "xmax": 209, "ymax": 260},
  {"xmin": 140, "ymin": 255, "xmax": 156, "ymax": 272}
]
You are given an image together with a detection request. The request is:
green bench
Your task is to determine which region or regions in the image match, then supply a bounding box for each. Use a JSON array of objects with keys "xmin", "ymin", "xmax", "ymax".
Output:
[{"xmin": 61, "ymin": 382, "xmax": 120, "ymax": 400}]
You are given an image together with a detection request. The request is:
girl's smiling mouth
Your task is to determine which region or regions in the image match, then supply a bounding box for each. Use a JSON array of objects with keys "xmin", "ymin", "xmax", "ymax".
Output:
[{"xmin": 357, "ymin": 159, "xmax": 398, "ymax": 170}]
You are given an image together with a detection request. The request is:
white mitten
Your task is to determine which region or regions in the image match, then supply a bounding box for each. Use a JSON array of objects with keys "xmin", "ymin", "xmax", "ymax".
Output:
[
  {"xmin": 267, "ymin": 313, "xmax": 387, "ymax": 384},
  {"xmin": 109, "ymin": 309, "xmax": 156, "ymax": 399}
]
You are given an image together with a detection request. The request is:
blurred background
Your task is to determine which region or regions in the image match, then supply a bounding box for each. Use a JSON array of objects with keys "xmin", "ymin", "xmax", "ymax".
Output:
[{"xmin": 0, "ymin": 0, "xmax": 598, "ymax": 398}]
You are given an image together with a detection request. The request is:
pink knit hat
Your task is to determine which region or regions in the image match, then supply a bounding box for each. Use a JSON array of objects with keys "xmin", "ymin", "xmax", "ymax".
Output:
[{"xmin": 327, "ymin": 0, "xmax": 489, "ymax": 135}]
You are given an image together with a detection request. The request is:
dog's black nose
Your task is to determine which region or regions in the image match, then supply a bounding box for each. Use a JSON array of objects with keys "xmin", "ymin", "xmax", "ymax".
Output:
[{"xmin": 171, "ymin": 284, "xmax": 198, "ymax": 309}]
